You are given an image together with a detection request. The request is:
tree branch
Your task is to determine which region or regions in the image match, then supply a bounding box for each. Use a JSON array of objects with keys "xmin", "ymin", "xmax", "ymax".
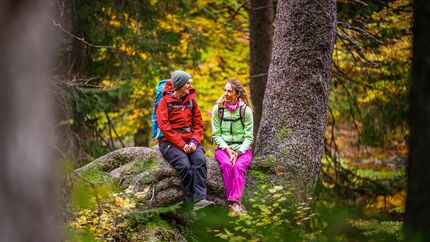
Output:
[
  {"xmin": 337, "ymin": 31, "xmax": 377, "ymax": 66},
  {"xmin": 52, "ymin": 19, "xmax": 113, "ymax": 49},
  {"xmin": 352, "ymin": 0, "xmax": 368, "ymax": 6},
  {"xmin": 222, "ymin": 1, "xmax": 248, "ymax": 27},
  {"xmin": 105, "ymin": 112, "xmax": 116, "ymax": 150},
  {"xmin": 252, "ymin": 4, "xmax": 274, "ymax": 11},
  {"xmin": 104, "ymin": 111, "xmax": 125, "ymax": 148},
  {"xmin": 249, "ymin": 72, "xmax": 268, "ymax": 79},
  {"xmin": 337, "ymin": 21, "xmax": 382, "ymax": 44},
  {"xmin": 333, "ymin": 62, "xmax": 374, "ymax": 89}
]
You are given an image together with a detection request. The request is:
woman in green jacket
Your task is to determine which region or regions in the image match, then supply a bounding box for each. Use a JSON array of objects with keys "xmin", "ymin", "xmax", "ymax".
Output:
[{"xmin": 211, "ymin": 79, "xmax": 253, "ymax": 216}]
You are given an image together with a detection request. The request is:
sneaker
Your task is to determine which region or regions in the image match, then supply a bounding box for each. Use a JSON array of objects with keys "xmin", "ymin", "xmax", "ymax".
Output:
[
  {"xmin": 193, "ymin": 199, "xmax": 215, "ymax": 211},
  {"xmin": 229, "ymin": 203, "xmax": 244, "ymax": 216},
  {"xmin": 238, "ymin": 203, "xmax": 246, "ymax": 214}
]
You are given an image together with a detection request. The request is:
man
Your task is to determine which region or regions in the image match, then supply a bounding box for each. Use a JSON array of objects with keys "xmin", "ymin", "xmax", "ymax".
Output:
[{"xmin": 156, "ymin": 70, "xmax": 214, "ymax": 210}]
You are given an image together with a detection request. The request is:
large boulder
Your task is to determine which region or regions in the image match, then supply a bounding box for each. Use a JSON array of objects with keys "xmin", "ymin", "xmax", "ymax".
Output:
[{"xmin": 74, "ymin": 146, "xmax": 227, "ymax": 207}]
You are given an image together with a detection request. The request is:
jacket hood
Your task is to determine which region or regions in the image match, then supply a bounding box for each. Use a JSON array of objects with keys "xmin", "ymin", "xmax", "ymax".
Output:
[{"xmin": 162, "ymin": 80, "xmax": 196, "ymax": 102}]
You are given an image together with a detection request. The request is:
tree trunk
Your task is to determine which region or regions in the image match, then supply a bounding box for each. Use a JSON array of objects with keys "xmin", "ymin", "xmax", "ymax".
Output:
[
  {"xmin": 405, "ymin": 0, "xmax": 430, "ymax": 240},
  {"xmin": 254, "ymin": 0, "xmax": 336, "ymax": 199},
  {"xmin": 135, "ymin": 128, "xmax": 150, "ymax": 147},
  {"xmin": 0, "ymin": 1, "xmax": 57, "ymax": 241},
  {"xmin": 249, "ymin": 0, "xmax": 274, "ymax": 137},
  {"xmin": 54, "ymin": 0, "xmax": 93, "ymax": 162}
]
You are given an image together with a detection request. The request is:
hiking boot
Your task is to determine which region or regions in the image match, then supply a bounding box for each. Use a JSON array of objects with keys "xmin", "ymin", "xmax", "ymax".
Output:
[{"xmin": 193, "ymin": 199, "xmax": 215, "ymax": 211}]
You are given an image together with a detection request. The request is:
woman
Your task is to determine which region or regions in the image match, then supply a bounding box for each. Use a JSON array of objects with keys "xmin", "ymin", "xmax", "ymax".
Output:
[
  {"xmin": 211, "ymin": 79, "xmax": 253, "ymax": 216},
  {"xmin": 156, "ymin": 70, "xmax": 213, "ymax": 211}
]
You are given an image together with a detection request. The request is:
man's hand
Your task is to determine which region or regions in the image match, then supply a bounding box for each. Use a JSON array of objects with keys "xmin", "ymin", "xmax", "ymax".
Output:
[
  {"xmin": 183, "ymin": 144, "xmax": 191, "ymax": 153},
  {"xmin": 189, "ymin": 143, "xmax": 197, "ymax": 153}
]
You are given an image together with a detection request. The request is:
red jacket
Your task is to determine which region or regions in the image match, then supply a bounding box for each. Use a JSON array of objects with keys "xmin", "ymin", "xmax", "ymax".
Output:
[{"xmin": 156, "ymin": 80, "xmax": 204, "ymax": 149}]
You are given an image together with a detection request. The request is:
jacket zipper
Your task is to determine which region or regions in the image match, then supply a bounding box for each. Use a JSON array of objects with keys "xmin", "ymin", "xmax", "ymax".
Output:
[{"xmin": 230, "ymin": 110, "xmax": 234, "ymax": 142}]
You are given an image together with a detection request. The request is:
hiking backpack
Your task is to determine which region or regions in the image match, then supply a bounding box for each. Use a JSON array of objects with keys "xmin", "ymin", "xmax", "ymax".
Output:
[{"xmin": 151, "ymin": 79, "xmax": 193, "ymax": 140}]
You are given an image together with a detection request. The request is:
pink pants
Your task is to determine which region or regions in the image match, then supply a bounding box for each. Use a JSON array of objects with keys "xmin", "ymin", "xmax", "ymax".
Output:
[{"xmin": 215, "ymin": 149, "xmax": 253, "ymax": 203}]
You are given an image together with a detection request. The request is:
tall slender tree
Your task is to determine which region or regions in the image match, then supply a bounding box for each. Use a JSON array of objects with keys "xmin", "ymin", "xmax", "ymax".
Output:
[
  {"xmin": 0, "ymin": 0, "xmax": 57, "ymax": 241},
  {"xmin": 249, "ymin": 0, "xmax": 274, "ymax": 137},
  {"xmin": 405, "ymin": 0, "xmax": 430, "ymax": 240},
  {"xmin": 255, "ymin": 0, "xmax": 336, "ymax": 198}
]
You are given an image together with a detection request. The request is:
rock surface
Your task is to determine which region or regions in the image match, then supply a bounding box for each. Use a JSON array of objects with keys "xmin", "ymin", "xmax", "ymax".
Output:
[{"xmin": 75, "ymin": 146, "xmax": 227, "ymax": 207}]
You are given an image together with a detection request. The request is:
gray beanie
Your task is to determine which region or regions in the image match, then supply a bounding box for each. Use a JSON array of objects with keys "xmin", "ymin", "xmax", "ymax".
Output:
[{"xmin": 171, "ymin": 70, "xmax": 191, "ymax": 90}]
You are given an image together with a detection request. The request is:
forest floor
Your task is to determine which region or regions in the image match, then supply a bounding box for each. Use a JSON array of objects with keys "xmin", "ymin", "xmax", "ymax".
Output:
[
  {"xmin": 330, "ymin": 122, "xmax": 407, "ymax": 169},
  {"xmin": 325, "ymin": 122, "xmax": 406, "ymax": 217}
]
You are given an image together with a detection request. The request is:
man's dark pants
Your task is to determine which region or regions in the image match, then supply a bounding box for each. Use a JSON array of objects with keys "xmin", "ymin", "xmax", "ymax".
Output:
[{"xmin": 159, "ymin": 141, "xmax": 207, "ymax": 202}]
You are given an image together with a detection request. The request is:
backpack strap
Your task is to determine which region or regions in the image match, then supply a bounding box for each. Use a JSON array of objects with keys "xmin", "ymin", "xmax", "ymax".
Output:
[
  {"xmin": 239, "ymin": 104, "xmax": 247, "ymax": 127},
  {"xmin": 218, "ymin": 104, "xmax": 247, "ymax": 127},
  {"xmin": 217, "ymin": 104, "xmax": 224, "ymax": 122},
  {"xmin": 167, "ymin": 99, "xmax": 193, "ymax": 114},
  {"xmin": 188, "ymin": 99, "xmax": 193, "ymax": 111},
  {"xmin": 167, "ymin": 103, "xmax": 173, "ymax": 113}
]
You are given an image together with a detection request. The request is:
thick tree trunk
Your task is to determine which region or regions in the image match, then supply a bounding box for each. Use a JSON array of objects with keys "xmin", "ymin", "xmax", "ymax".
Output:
[
  {"xmin": 255, "ymin": 0, "xmax": 336, "ymax": 198},
  {"xmin": 405, "ymin": 0, "xmax": 430, "ymax": 240},
  {"xmin": 249, "ymin": 0, "xmax": 274, "ymax": 137},
  {"xmin": 0, "ymin": 1, "xmax": 57, "ymax": 241}
]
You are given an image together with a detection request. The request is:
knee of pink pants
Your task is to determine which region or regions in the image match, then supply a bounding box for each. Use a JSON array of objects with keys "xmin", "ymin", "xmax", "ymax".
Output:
[{"xmin": 215, "ymin": 149, "xmax": 231, "ymax": 165}]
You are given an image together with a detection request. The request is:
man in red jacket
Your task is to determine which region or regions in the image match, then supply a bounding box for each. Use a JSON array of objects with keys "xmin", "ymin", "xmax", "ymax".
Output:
[{"xmin": 156, "ymin": 70, "xmax": 214, "ymax": 210}]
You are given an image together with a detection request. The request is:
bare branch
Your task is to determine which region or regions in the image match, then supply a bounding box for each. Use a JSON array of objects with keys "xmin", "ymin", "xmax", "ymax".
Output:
[
  {"xmin": 249, "ymin": 72, "xmax": 268, "ymax": 79},
  {"xmin": 222, "ymin": 1, "xmax": 248, "ymax": 27},
  {"xmin": 337, "ymin": 31, "xmax": 377, "ymax": 66},
  {"xmin": 327, "ymin": 106, "xmax": 339, "ymax": 158},
  {"xmin": 333, "ymin": 62, "xmax": 374, "ymax": 89},
  {"xmin": 337, "ymin": 34, "xmax": 362, "ymax": 64},
  {"xmin": 91, "ymin": 124, "xmax": 113, "ymax": 150},
  {"xmin": 252, "ymin": 4, "xmax": 274, "ymax": 11},
  {"xmin": 105, "ymin": 112, "xmax": 125, "ymax": 148},
  {"xmin": 337, "ymin": 21, "xmax": 382, "ymax": 44},
  {"xmin": 52, "ymin": 19, "xmax": 113, "ymax": 49},
  {"xmin": 105, "ymin": 112, "xmax": 116, "ymax": 150},
  {"xmin": 352, "ymin": 0, "xmax": 368, "ymax": 6},
  {"xmin": 70, "ymin": 75, "xmax": 103, "ymax": 88}
]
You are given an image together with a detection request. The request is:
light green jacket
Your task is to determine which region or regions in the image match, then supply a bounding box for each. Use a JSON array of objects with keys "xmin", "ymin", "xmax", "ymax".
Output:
[{"xmin": 211, "ymin": 101, "xmax": 253, "ymax": 153}]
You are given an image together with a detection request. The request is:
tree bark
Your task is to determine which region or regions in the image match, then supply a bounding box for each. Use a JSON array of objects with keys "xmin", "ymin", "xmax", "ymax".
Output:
[
  {"xmin": 0, "ymin": 0, "xmax": 58, "ymax": 241},
  {"xmin": 405, "ymin": 0, "xmax": 430, "ymax": 240},
  {"xmin": 249, "ymin": 0, "xmax": 274, "ymax": 137},
  {"xmin": 255, "ymin": 0, "xmax": 336, "ymax": 198}
]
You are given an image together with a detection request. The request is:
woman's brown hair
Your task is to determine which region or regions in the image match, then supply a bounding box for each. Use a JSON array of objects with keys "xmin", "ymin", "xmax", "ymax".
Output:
[{"xmin": 217, "ymin": 79, "xmax": 253, "ymax": 111}]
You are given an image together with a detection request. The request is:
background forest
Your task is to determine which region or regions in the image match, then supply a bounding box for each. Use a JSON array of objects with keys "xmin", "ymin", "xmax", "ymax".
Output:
[{"xmin": 51, "ymin": 0, "xmax": 411, "ymax": 241}]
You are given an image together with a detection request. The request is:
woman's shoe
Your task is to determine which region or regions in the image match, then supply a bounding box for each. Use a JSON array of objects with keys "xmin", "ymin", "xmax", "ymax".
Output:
[
  {"xmin": 229, "ymin": 202, "xmax": 243, "ymax": 216},
  {"xmin": 239, "ymin": 203, "xmax": 246, "ymax": 214}
]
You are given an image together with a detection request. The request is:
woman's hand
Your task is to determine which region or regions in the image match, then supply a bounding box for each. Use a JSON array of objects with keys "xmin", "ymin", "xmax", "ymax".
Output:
[{"xmin": 226, "ymin": 147, "xmax": 238, "ymax": 166}]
